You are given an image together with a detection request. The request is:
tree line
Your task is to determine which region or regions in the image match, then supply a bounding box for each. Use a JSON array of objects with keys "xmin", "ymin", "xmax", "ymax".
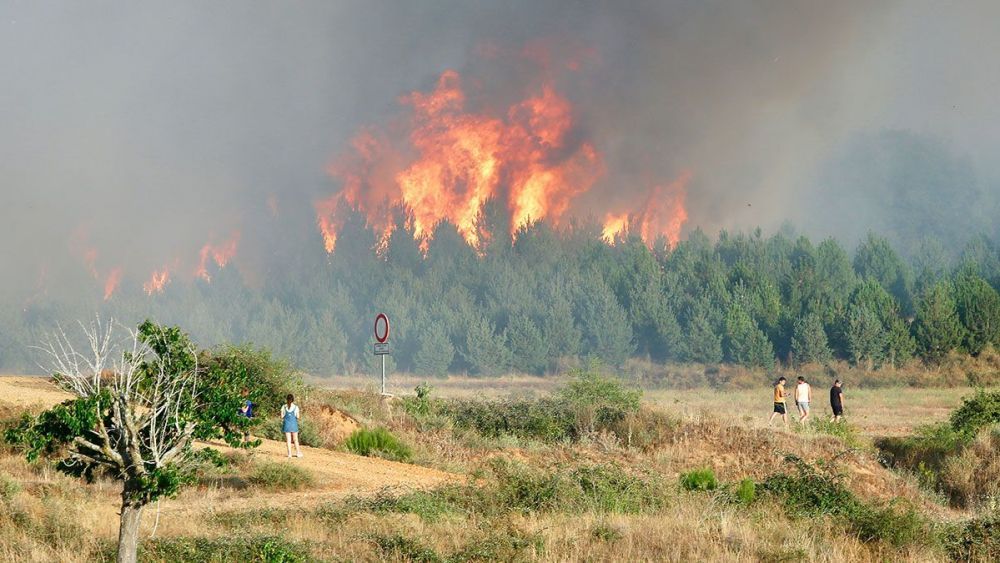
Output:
[{"xmin": 4, "ymin": 214, "xmax": 1000, "ymax": 377}]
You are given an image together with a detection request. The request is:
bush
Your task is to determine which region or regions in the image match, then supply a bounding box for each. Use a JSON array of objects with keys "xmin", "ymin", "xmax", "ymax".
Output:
[
  {"xmin": 365, "ymin": 533, "xmax": 441, "ymax": 563},
  {"xmin": 0, "ymin": 471, "xmax": 21, "ymax": 500},
  {"xmin": 806, "ymin": 419, "xmax": 865, "ymax": 449},
  {"xmin": 558, "ymin": 364, "xmax": 641, "ymax": 433},
  {"xmin": 444, "ymin": 398, "xmax": 577, "ymax": 443},
  {"xmin": 129, "ymin": 535, "xmax": 309, "ymax": 563},
  {"xmin": 940, "ymin": 515, "xmax": 1000, "ymax": 562},
  {"xmin": 247, "ymin": 461, "xmax": 315, "ymax": 491},
  {"xmin": 570, "ymin": 463, "xmax": 664, "ymax": 513},
  {"xmin": 343, "ymin": 427, "xmax": 412, "ymax": 462},
  {"xmin": 736, "ymin": 478, "xmax": 756, "ymax": 505},
  {"xmin": 679, "ymin": 468, "xmax": 718, "ymax": 492},
  {"xmin": 760, "ymin": 455, "xmax": 928, "ymax": 548},
  {"xmin": 950, "ymin": 390, "xmax": 1000, "ymax": 438}
]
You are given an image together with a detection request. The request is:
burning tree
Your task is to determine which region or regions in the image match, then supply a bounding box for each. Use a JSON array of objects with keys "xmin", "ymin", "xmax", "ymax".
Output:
[{"xmin": 9, "ymin": 318, "xmax": 204, "ymax": 563}]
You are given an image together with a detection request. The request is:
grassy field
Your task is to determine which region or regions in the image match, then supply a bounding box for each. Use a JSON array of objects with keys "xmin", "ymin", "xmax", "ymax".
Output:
[{"xmin": 2, "ymin": 373, "xmax": 998, "ymax": 562}]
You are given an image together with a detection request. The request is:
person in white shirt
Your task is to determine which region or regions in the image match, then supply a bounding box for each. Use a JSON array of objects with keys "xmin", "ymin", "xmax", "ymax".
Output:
[
  {"xmin": 281, "ymin": 394, "xmax": 302, "ymax": 458},
  {"xmin": 794, "ymin": 376, "xmax": 811, "ymax": 424}
]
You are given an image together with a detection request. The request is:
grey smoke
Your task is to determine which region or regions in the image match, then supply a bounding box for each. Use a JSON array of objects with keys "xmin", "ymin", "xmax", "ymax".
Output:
[{"xmin": 2, "ymin": 0, "xmax": 998, "ymax": 299}]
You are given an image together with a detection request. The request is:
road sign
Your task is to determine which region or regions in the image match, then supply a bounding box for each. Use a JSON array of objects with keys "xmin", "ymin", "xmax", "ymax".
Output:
[
  {"xmin": 374, "ymin": 342, "xmax": 390, "ymax": 355},
  {"xmin": 374, "ymin": 313, "xmax": 390, "ymax": 343}
]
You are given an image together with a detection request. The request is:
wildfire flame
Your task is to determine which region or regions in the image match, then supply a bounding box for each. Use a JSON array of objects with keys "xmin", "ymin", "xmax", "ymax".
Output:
[
  {"xmin": 195, "ymin": 232, "xmax": 240, "ymax": 282},
  {"xmin": 103, "ymin": 268, "xmax": 122, "ymax": 301},
  {"xmin": 601, "ymin": 171, "xmax": 692, "ymax": 249},
  {"xmin": 316, "ymin": 69, "xmax": 603, "ymax": 252},
  {"xmin": 143, "ymin": 268, "xmax": 170, "ymax": 295}
]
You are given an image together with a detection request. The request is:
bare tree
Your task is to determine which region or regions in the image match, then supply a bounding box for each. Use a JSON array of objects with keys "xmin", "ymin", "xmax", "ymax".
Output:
[{"xmin": 36, "ymin": 317, "xmax": 200, "ymax": 563}]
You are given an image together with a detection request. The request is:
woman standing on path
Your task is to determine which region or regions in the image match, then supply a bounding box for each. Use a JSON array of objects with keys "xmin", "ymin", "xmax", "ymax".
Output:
[{"xmin": 282, "ymin": 394, "xmax": 302, "ymax": 458}]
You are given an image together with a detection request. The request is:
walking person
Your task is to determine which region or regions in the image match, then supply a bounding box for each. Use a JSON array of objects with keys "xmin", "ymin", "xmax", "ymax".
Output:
[
  {"xmin": 281, "ymin": 394, "xmax": 302, "ymax": 458},
  {"xmin": 794, "ymin": 376, "xmax": 811, "ymax": 424},
  {"xmin": 830, "ymin": 380, "xmax": 845, "ymax": 423},
  {"xmin": 768, "ymin": 377, "xmax": 788, "ymax": 427}
]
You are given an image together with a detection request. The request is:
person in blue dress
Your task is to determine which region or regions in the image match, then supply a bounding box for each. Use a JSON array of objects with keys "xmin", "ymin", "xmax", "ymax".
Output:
[{"xmin": 281, "ymin": 394, "xmax": 302, "ymax": 458}]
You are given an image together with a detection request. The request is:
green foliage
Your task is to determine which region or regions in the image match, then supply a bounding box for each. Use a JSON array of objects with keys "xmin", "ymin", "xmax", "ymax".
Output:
[
  {"xmin": 247, "ymin": 461, "xmax": 315, "ymax": 491},
  {"xmin": 949, "ymin": 390, "xmax": 1000, "ymax": 438},
  {"xmin": 9, "ymin": 222, "xmax": 1000, "ymax": 375},
  {"xmin": 761, "ymin": 455, "xmax": 927, "ymax": 548},
  {"xmin": 953, "ymin": 269, "xmax": 1000, "ymax": 355},
  {"xmin": 791, "ymin": 313, "xmax": 832, "ymax": 365},
  {"xmin": 914, "ymin": 281, "xmax": 965, "ymax": 363},
  {"xmin": 940, "ymin": 515, "xmax": 1000, "ymax": 562},
  {"xmin": 724, "ymin": 303, "xmax": 775, "ymax": 369},
  {"xmin": 679, "ymin": 468, "xmax": 718, "ymax": 491},
  {"xmin": 558, "ymin": 364, "xmax": 641, "ymax": 433},
  {"xmin": 735, "ymin": 478, "xmax": 755, "ymax": 505},
  {"xmin": 445, "ymin": 398, "xmax": 577, "ymax": 443},
  {"xmin": 195, "ymin": 345, "xmax": 295, "ymax": 448},
  {"xmin": 343, "ymin": 427, "xmax": 412, "ymax": 462},
  {"xmin": 806, "ymin": 419, "xmax": 864, "ymax": 449},
  {"xmin": 365, "ymin": 533, "xmax": 442, "ymax": 563},
  {"xmin": 128, "ymin": 534, "xmax": 309, "ymax": 563}
]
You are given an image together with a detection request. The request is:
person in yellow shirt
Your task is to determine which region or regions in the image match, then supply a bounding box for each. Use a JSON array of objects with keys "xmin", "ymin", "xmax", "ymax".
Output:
[{"xmin": 768, "ymin": 376, "xmax": 788, "ymax": 427}]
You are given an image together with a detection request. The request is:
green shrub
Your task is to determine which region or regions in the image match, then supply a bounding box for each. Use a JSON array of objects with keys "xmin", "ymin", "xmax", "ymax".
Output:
[
  {"xmin": 365, "ymin": 533, "xmax": 441, "ymax": 563},
  {"xmin": 590, "ymin": 523, "xmax": 624, "ymax": 543},
  {"xmin": 806, "ymin": 419, "xmax": 865, "ymax": 449},
  {"xmin": 950, "ymin": 390, "xmax": 1000, "ymax": 438},
  {"xmin": 571, "ymin": 463, "xmax": 664, "ymax": 513},
  {"xmin": 679, "ymin": 468, "xmax": 718, "ymax": 492},
  {"xmin": 558, "ymin": 364, "xmax": 641, "ymax": 433},
  {"xmin": 447, "ymin": 525, "xmax": 543, "ymax": 562},
  {"xmin": 130, "ymin": 534, "xmax": 309, "ymax": 563},
  {"xmin": 761, "ymin": 455, "xmax": 929, "ymax": 548},
  {"xmin": 343, "ymin": 427, "xmax": 412, "ymax": 462},
  {"xmin": 344, "ymin": 487, "xmax": 459, "ymax": 522},
  {"xmin": 736, "ymin": 478, "xmax": 756, "ymax": 505},
  {"xmin": 443, "ymin": 398, "xmax": 577, "ymax": 443},
  {"xmin": 940, "ymin": 515, "xmax": 1000, "ymax": 562},
  {"xmin": 0, "ymin": 471, "xmax": 21, "ymax": 500},
  {"xmin": 247, "ymin": 461, "xmax": 314, "ymax": 491}
]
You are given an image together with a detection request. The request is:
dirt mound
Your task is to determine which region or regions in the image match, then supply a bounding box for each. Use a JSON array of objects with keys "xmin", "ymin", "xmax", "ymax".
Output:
[
  {"xmin": 0, "ymin": 376, "xmax": 73, "ymax": 409},
  {"xmin": 310, "ymin": 403, "xmax": 361, "ymax": 447}
]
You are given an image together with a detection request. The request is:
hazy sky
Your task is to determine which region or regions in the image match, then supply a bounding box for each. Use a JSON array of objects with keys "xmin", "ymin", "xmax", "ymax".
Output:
[{"xmin": 3, "ymin": 0, "xmax": 999, "ymax": 298}]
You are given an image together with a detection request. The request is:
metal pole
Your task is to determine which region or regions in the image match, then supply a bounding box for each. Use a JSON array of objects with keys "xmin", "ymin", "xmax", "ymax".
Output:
[{"xmin": 381, "ymin": 353, "xmax": 386, "ymax": 395}]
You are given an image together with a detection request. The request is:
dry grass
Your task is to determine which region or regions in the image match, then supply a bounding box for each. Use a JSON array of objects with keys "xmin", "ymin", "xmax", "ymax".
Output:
[{"xmin": 2, "ymin": 374, "xmax": 994, "ymax": 561}]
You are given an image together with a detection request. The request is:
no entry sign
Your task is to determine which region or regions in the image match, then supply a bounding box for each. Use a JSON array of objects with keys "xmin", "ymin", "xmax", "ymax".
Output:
[{"xmin": 374, "ymin": 313, "xmax": 390, "ymax": 343}]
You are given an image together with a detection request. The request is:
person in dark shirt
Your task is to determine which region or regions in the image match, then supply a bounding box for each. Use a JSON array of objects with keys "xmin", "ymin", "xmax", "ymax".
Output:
[{"xmin": 829, "ymin": 380, "xmax": 845, "ymax": 423}]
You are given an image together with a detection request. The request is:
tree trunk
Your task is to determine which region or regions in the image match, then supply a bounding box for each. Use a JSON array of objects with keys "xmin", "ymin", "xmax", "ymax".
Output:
[{"xmin": 117, "ymin": 498, "xmax": 144, "ymax": 563}]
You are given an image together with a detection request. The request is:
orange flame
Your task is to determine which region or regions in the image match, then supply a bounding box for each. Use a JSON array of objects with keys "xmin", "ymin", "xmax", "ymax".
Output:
[
  {"xmin": 601, "ymin": 171, "xmax": 692, "ymax": 249},
  {"xmin": 103, "ymin": 268, "xmax": 122, "ymax": 301},
  {"xmin": 196, "ymin": 232, "xmax": 240, "ymax": 282},
  {"xmin": 601, "ymin": 213, "xmax": 629, "ymax": 243},
  {"xmin": 143, "ymin": 268, "xmax": 170, "ymax": 295},
  {"xmin": 83, "ymin": 248, "xmax": 99, "ymax": 279},
  {"xmin": 317, "ymin": 68, "xmax": 603, "ymax": 252}
]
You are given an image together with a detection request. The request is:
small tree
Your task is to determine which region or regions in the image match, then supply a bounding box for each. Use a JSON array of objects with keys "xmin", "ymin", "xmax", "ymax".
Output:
[
  {"xmin": 914, "ymin": 282, "xmax": 965, "ymax": 363},
  {"xmin": 791, "ymin": 313, "xmax": 832, "ymax": 366},
  {"xmin": 15, "ymin": 319, "xmax": 203, "ymax": 563}
]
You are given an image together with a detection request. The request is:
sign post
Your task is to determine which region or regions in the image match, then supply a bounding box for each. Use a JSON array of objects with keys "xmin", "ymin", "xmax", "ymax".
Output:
[{"xmin": 374, "ymin": 313, "xmax": 390, "ymax": 396}]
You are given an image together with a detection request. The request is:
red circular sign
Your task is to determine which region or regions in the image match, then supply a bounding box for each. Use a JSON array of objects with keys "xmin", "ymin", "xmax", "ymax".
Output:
[{"xmin": 374, "ymin": 313, "xmax": 390, "ymax": 343}]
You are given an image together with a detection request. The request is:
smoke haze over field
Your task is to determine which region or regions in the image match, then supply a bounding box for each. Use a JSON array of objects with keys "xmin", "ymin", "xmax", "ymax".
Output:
[{"xmin": 3, "ymin": 0, "xmax": 1000, "ymax": 298}]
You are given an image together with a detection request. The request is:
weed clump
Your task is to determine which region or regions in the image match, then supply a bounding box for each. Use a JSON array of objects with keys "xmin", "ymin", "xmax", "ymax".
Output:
[
  {"xmin": 126, "ymin": 534, "xmax": 309, "ymax": 563},
  {"xmin": 679, "ymin": 468, "xmax": 718, "ymax": 492},
  {"xmin": 247, "ymin": 461, "xmax": 315, "ymax": 491},
  {"xmin": 343, "ymin": 427, "xmax": 412, "ymax": 462}
]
